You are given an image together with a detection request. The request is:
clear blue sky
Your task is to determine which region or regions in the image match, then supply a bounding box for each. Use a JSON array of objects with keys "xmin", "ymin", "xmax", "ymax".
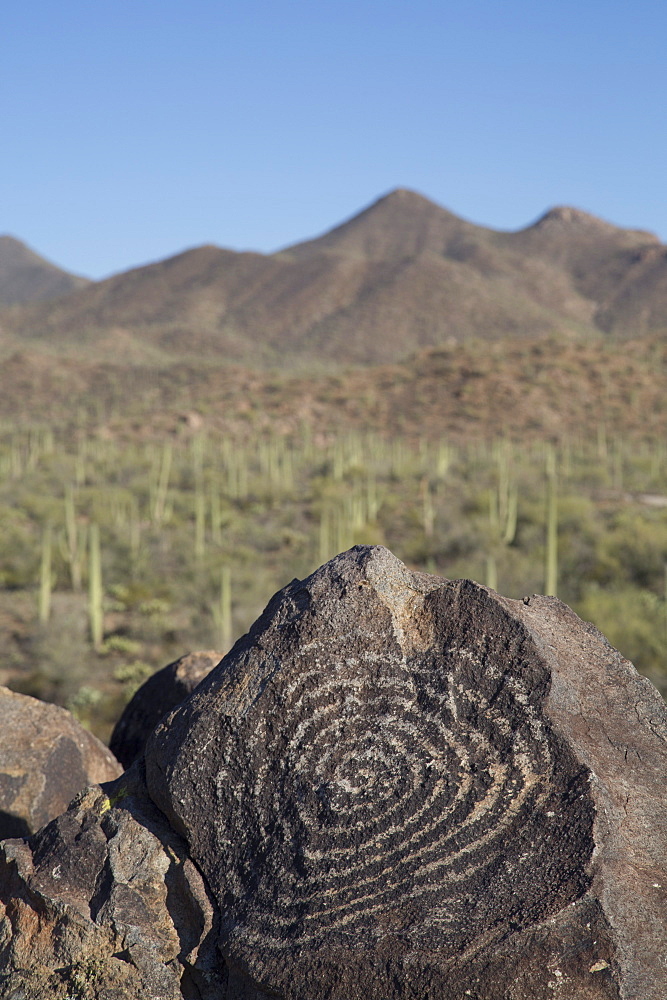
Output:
[{"xmin": 3, "ymin": 0, "xmax": 666, "ymax": 279}]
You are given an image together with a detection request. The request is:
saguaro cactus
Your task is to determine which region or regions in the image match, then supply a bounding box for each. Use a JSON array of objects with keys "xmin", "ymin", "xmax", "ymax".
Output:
[
  {"xmin": 38, "ymin": 524, "xmax": 52, "ymax": 625},
  {"xmin": 545, "ymin": 445, "xmax": 558, "ymax": 597},
  {"xmin": 88, "ymin": 523, "xmax": 104, "ymax": 650}
]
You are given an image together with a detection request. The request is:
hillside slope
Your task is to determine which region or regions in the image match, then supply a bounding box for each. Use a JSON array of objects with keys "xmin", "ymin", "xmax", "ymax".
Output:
[
  {"xmin": 1, "ymin": 334, "xmax": 665, "ymax": 443},
  {"xmin": 0, "ymin": 236, "xmax": 90, "ymax": 306}
]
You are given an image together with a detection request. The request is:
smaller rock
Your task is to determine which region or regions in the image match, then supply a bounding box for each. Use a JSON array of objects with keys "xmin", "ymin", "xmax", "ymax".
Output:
[
  {"xmin": 0, "ymin": 687, "xmax": 121, "ymax": 840},
  {"xmin": 0, "ymin": 763, "xmax": 227, "ymax": 999},
  {"xmin": 109, "ymin": 651, "xmax": 222, "ymax": 768}
]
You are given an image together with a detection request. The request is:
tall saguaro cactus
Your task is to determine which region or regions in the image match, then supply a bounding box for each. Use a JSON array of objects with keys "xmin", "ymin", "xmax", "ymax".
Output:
[
  {"xmin": 212, "ymin": 564, "xmax": 232, "ymax": 651},
  {"xmin": 60, "ymin": 485, "xmax": 83, "ymax": 591},
  {"xmin": 88, "ymin": 523, "xmax": 104, "ymax": 650},
  {"xmin": 545, "ymin": 446, "xmax": 558, "ymax": 597},
  {"xmin": 38, "ymin": 524, "xmax": 52, "ymax": 625}
]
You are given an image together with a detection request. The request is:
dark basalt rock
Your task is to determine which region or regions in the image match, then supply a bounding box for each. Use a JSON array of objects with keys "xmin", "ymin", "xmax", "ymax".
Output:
[
  {"xmin": 143, "ymin": 545, "xmax": 667, "ymax": 999},
  {"xmin": 0, "ymin": 687, "xmax": 122, "ymax": 839},
  {"xmin": 109, "ymin": 650, "xmax": 223, "ymax": 768}
]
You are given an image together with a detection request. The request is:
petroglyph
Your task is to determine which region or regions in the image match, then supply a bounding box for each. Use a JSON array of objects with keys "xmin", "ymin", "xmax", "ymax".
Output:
[{"xmin": 146, "ymin": 547, "xmax": 595, "ymax": 995}]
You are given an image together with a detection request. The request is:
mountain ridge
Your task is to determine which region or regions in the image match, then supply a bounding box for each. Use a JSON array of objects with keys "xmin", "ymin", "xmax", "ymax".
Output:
[{"xmin": 2, "ymin": 190, "xmax": 666, "ymax": 367}]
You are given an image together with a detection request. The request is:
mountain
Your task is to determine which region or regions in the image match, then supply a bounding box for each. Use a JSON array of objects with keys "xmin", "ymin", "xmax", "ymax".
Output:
[
  {"xmin": 0, "ymin": 236, "xmax": 90, "ymax": 306},
  {"xmin": 2, "ymin": 191, "xmax": 666, "ymax": 366}
]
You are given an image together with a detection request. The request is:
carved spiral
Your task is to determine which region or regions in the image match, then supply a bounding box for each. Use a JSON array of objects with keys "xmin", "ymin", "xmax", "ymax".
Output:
[{"xmin": 211, "ymin": 632, "xmax": 574, "ymax": 959}]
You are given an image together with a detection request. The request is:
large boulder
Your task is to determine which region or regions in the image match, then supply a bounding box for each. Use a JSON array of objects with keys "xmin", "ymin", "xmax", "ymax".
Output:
[
  {"xmin": 109, "ymin": 650, "xmax": 223, "ymax": 768},
  {"xmin": 0, "ymin": 687, "xmax": 121, "ymax": 839},
  {"xmin": 2, "ymin": 546, "xmax": 666, "ymax": 998},
  {"xmin": 146, "ymin": 546, "xmax": 667, "ymax": 999}
]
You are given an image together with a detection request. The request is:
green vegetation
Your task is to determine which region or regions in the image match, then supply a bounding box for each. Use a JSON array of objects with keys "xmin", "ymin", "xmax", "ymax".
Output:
[{"xmin": 1, "ymin": 421, "xmax": 666, "ymax": 741}]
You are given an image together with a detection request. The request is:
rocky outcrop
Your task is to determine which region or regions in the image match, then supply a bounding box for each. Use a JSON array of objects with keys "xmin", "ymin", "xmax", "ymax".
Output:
[
  {"xmin": 109, "ymin": 651, "xmax": 222, "ymax": 768},
  {"xmin": 0, "ymin": 687, "xmax": 122, "ymax": 839},
  {"xmin": 146, "ymin": 546, "xmax": 667, "ymax": 999},
  {"xmin": 0, "ymin": 763, "xmax": 226, "ymax": 999},
  {"xmin": 2, "ymin": 547, "xmax": 667, "ymax": 998}
]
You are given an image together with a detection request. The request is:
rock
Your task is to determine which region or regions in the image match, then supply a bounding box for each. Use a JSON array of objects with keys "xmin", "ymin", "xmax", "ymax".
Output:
[
  {"xmin": 2, "ymin": 547, "xmax": 666, "ymax": 998},
  {"xmin": 0, "ymin": 762, "xmax": 228, "ymax": 999},
  {"xmin": 144, "ymin": 545, "xmax": 667, "ymax": 1000},
  {"xmin": 0, "ymin": 687, "xmax": 122, "ymax": 840},
  {"xmin": 109, "ymin": 651, "xmax": 222, "ymax": 768}
]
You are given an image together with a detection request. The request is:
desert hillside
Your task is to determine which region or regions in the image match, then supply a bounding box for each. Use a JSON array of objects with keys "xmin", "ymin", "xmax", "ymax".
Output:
[
  {"xmin": 2, "ymin": 189, "xmax": 667, "ymax": 366},
  {"xmin": 0, "ymin": 334, "xmax": 665, "ymax": 443}
]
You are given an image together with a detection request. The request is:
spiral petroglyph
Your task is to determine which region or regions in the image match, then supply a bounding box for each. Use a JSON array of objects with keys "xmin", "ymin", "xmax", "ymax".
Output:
[
  {"xmin": 215, "ymin": 651, "xmax": 558, "ymax": 952},
  {"xmin": 145, "ymin": 547, "xmax": 596, "ymax": 997}
]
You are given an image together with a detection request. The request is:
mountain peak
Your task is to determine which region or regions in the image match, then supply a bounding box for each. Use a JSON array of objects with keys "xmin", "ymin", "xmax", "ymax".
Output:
[
  {"xmin": 529, "ymin": 205, "xmax": 659, "ymax": 243},
  {"xmin": 280, "ymin": 188, "xmax": 475, "ymax": 262},
  {"xmin": 374, "ymin": 187, "xmax": 440, "ymax": 207},
  {"xmin": 353, "ymin": 187, "xmax": 459, "ymax": 222},
  {"xmin": 537, "ymin": 206, "xmax": 604, "ymax": 226}
]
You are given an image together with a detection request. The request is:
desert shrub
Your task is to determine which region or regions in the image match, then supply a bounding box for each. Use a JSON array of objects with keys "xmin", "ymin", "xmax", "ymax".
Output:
[{"xmin": 593, "ymin": 508, "xmax": 667, "ymax": 592}]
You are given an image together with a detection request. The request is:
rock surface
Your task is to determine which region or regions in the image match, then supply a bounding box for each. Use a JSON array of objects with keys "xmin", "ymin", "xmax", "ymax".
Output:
[
  {"xmin": 109, "ymin": 650, "xmax": 222, "ymax": 768},
  {"xmin": 0, "ymin": 763, "xmax": 227, "ymax": 999},
  {"xmin": 2, "ymin": 546, "xmax": 667, "ymax": 999},
  {"xmin": 146, "ymin": 546, "xmax": 667, "ymax": 1000},
  {"xmin": 0, "ymin": 686, "xmax": 122, "ymax": 839}
]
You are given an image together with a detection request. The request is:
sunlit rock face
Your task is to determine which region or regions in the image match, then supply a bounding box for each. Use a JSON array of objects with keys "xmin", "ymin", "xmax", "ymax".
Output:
[{"xmin": 0, "ymin": 686, "xmax": 121, "ymax": 839}]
